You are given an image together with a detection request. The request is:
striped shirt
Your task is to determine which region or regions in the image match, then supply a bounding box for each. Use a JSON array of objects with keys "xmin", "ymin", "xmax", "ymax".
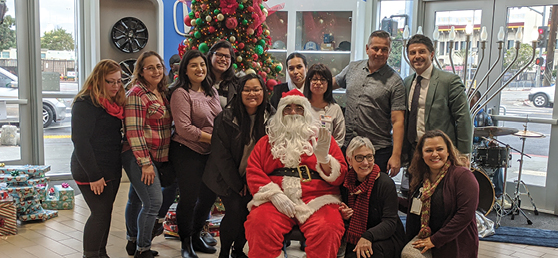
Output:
[{"xmin": 123, "ymin": 82, "xmax": 172, "ymax": 166}]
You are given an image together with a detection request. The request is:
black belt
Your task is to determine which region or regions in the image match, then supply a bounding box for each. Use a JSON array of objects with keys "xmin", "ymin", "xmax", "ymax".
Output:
[{"xmin": 270, "ymin": 165, "xmax": 322, "ymax": 182}]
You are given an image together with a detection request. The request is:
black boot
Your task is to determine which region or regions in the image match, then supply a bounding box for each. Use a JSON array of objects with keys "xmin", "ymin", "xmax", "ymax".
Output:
[
  {"xmin": 192, "ymin": 232, "xmax": 217, "ymax": 253},
  {"xmin": 134, "ymin": 250, "xmax": 154, "ymax": 258},
  {"xmin": 126, "ymin": 241, "xmax": 159, "ymax": 257},
  {"xmin": 181, "ymin": 236, "xmax": 199, "ymax": 258},
  {"xmin": 152, "ymin": 221, "xmax": 164, "ymax": 240},
  {"xmin": 201, "ymin": 231, "xmax": 217, "ymax": 246}
]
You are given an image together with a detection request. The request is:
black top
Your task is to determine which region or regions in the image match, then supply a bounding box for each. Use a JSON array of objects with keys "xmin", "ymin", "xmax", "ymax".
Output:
[
  {"xmin": 269, "ymin": 82, "xmax": 289, "ymax": 109},
  {"xmin": 341, "ymin": 173, "xmax": 405, "ymax": 255},
  {"xmin": 429, "ymin": 178, "xmax": 446, "ymax": 233},
  {"xmin": 71, "ymin": 95, "xmax": 123, "ymax": 183}
]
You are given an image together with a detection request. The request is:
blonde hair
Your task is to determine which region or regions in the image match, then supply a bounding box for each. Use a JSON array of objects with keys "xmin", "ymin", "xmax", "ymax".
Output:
[{"xmin": 74, "ymin": 59, "xmax": 125, "ymax": 107}]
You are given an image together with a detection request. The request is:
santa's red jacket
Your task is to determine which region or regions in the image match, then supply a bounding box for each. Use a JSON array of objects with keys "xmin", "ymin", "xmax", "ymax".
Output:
[{"xmin": 246, "ymin": 135, "xmax": 348, "ymax": 223}]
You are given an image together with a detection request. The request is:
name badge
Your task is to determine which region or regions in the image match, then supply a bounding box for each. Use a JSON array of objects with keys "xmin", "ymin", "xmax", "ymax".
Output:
[{"xmin": 410, "ymin": 197, "xmax": 422, "ymax": 215}]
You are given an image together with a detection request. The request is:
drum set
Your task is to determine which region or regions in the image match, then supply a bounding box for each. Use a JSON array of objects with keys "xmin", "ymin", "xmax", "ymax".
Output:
[{"xmin": 472, "ymin": 125, "xmax": 543, "ymax": 227}]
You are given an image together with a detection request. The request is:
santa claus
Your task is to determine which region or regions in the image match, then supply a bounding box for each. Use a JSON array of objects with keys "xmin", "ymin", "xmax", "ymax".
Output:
[{"xmin": 244, "ymin": 89, "xmax": 347, "ymax": 258}]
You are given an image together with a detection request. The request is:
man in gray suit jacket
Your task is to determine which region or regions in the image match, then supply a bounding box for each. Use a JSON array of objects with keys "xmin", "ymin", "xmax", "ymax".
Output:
[{"xmin": 404, "ymin": 34, "xmax": 472, "ymax": 158}]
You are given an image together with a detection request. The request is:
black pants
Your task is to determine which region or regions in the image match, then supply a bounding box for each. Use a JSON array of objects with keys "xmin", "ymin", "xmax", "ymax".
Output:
[
  {"xmin": 170, "ymin": 141, "xmax": 216, "ymax": 241},
  {"xmin": 78, "ymin": 178, "xmax": 121, "ymax": 256},
  {"xmin": 374, "ymin": 146, "xmax": 393, "ymax": 173},
  {"xmin": 345, "ymin": 239, "xmax": 396, "ymax": 258},
  {"xmin": 219, "ymin": 193, "xmax": 252, "ymax": 257}
]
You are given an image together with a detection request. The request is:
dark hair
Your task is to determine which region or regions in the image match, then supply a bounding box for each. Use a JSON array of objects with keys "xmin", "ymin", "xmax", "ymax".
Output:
[
  {"xmin": 131, "ymin": 51, "xmax": 168, "ymax": 94},
  {"xmin": 304, "ymin": 63, "xmax": 335, "ymax": 104},
  {"xmin": 232, "ymin": 73, "xmax": 269, "ymax": 146},
  {"xmin": 170, "ymin": 50, "xmax": 214, "ymax": 97},
  {"xmin": 406, "ymin": 34, "xmax": 435, "ymax": 53},
  {"xmin": 408, "ymin": 130, "xmax": 464, "ymax": 193},
  {"xmin": 369, "ymin": 30, "xmax": 392, "ymax": 45},
  {"xmin": 207, "ymin": 40, "xmax": 237, "ymax": 82},
  {"xmin": 286, "ymin": 52, "xmax": 308, "ymax": 69},
  {"xmin": 169, "ymin": 54, "xmax": 181, "ymax": 67}
]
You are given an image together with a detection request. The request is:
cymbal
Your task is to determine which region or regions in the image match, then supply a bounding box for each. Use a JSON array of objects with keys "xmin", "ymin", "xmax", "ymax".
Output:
[
  {"xmin": 474, "ymin": 126, "xmax": 519, "ymax": 137},
  {"xmin": 513, "ymin": 130, "xmax": 545, "ymax": 138}
]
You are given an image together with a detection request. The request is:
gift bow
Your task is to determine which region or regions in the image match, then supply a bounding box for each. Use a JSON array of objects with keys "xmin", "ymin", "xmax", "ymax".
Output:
[{"xmin": 61, "ymin": 183, "xmax": 70, "ymax": 188}]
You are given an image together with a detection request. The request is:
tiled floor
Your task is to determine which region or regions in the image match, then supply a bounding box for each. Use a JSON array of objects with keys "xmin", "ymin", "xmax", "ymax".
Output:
[{"xmin": 1, "ymin": 182, "xmax": 558, "ymax": 258}]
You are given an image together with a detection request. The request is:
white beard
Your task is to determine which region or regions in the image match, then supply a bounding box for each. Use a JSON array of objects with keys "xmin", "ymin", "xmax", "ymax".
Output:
[{"xmin": 268, "ymin": 114, "xmax": 317, "ymax": 168}]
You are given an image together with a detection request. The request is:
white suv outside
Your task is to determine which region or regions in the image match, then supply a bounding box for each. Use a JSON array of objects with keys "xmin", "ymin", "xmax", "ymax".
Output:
[{"xmin": 0, "ymin": 67, "xmax": 67, "ymax": 127}]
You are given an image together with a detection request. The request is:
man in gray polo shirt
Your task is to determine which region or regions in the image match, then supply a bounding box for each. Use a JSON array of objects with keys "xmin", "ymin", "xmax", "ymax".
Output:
[{"xmin": 333, "ymin": 30, "xmax": 406, "ymax": 177}]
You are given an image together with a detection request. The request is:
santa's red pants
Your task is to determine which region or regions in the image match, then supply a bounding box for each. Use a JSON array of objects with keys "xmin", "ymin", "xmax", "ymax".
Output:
[{"xmin": 245, "ymin": 202, "xmax": 344, "ymax": 258}]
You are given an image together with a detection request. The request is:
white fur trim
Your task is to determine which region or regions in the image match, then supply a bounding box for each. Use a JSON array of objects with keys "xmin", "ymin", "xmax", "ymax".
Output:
[
  {"xmin": 315, "ymin": 154, "xmax": 342, "ymax": 183},
  {"xmin": 247, "ymin": 182, "xmax": 283, "ymax": 211},
  {"xmin": 296, "ymin": 194, "xmax": 342, "ymax": 223},
  {"xmin": 278, "ymin": 95, "xmax": 308, "ymax": 108}
]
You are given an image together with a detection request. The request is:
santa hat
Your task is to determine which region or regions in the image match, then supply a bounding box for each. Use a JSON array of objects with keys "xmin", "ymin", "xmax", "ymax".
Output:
[{"xmin": 278, "ymin": 89, "xmax": 309, "ymax": 108}]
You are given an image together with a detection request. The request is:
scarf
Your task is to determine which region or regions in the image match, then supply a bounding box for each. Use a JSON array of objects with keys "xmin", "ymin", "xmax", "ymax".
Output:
[
  {"xmin": 418, "ymin": 161, "xmax": 451, "ymax": 239},
  {"xmin": 343, "ymin": 164, "xmax": 381, "ymax": 245},
  {"xmin": 99, "ymin": 97, "xmax": 124, "ymax": 119}
]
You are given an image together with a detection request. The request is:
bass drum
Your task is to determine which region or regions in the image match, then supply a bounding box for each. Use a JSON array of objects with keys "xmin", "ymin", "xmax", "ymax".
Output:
[{"xmin": 473, "ymin": 168, "xmax": 495, "ymax": 216}]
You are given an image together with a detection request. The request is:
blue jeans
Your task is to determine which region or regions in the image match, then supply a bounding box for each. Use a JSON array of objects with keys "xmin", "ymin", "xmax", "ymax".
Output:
[
  {"xmin": 122, "ymin": 150, "xmax": 163, "ymax": 252},
  {"xmin": 492, "ymin": 167, "xmax": 504, "ymax": 197}
]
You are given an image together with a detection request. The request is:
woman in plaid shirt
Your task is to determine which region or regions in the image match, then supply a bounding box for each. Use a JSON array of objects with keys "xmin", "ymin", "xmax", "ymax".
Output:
[{"xmin": 122, "ymin": 51, "xmax": 172, "ymax": 258}]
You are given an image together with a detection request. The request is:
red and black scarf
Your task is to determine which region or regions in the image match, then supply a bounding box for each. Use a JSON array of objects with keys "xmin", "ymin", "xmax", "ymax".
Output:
[
  {"xmin": 99, "ymin": 97, "xmax": 123, "ymax": 119},
  {"xmin": 343, "ymin": 164, "xmax": 381, "ymax": 245}
]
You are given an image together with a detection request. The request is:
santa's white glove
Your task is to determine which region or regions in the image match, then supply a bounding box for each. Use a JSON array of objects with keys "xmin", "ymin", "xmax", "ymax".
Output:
[
  {"xmin": 314, "ymin": 127, "xmax": 331, "ymax": 164},
  {"xmin": 270, "ymin": 193, "xmax": 296, "ymax": 218}
]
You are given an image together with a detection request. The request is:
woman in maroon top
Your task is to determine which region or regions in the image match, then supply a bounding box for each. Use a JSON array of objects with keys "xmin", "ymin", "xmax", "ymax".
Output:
[
  {"xmin": 169, "ymin": 50, "xmax": 222, "ymax": 258},
  {"xmin": 402, "ymin": 130, "xmax": 479, "ymax": 258}
]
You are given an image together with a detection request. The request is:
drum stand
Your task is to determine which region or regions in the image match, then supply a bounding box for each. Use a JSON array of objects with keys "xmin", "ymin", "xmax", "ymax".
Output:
[{"xmin": 492, "ymin": 135, "xmax": 539, "ymax": 227}]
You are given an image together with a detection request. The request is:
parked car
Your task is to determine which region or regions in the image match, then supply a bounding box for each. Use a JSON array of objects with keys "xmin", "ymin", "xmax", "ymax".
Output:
[
  {"xmin": 528, "ymin": 85, "xmax": 555, "ymax": 107},
  {"xmin": 0, "ymin": 67, "xmax": 67, "ymax": 128}
]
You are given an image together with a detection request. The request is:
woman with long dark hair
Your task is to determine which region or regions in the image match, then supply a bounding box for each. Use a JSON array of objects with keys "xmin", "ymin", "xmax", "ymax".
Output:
[
  {"xmin": 207, "ymin": 40, "xmax": 239, "ymax": 108},
  {"xmin": 169, "ymin": 50, "xmax": 222, "ymax": 258},
  {"xmin": 71, "ymin": 59, "xmax": 126, "ymax": 258},
  {"xmin": 122, "ymin": 51, "xmax": 172, "ymax": 258},
  {"xmin": 402, "ymin": 130, "xmax": 479, "ymax": 258},
  {"xmin": 203, "ymin": 74, "xmax": 274, "ymax": 258},
  {"xmin": 303, "ymin": 63, "xmax": 345, "ymax": 147}
]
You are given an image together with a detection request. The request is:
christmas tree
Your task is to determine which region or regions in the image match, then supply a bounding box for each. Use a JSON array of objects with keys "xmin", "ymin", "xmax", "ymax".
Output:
[{"xmin": 179, "ymin": 0, "xmax": 283, "ymax": 87}]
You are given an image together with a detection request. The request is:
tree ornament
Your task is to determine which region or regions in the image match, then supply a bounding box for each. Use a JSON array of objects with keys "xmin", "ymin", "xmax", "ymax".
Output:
[
  {"xmin": 183, "ymin": 39, "xmax": 189, "ymax": 45},
  {"xmin": 229, "ymin": 35, "xmax": 236, "ymax": 42},
  {"xmin": 247, "ymin": 28, "xmax": 255, "ymax": 35},
  {"xmin": 196, "ymin": 18, "xmax": 203, "ymax": 26},
  {"xmin": 279, "ymin": 19, "xmax": 284, "ymax": 24},
  {"xmin": 257, "ymin": 39, "xmax": 266, "ymax": 46},
  {"xmin": 226, "ymin": 17, "xmax": 238, "ymax": 29},
  {"xmin": 260, "ymin": 4, "xmax": 264, "ymax": 10},
  {"xmin": 199, "ymin": 42, "xmax": 209, "ymax": 54},
  {"xmin": 214, "ymin": 9, "xmax": 220, "ymax": 14},
  {"xmin": 260, "ymin": 71, "xmax": 266, "ymax": 78},
  {"xmin": 246, "ymin": 68, "xmax": 256, "ymax": 74},
  {"xmin": 275, "ymin": 63, "xmax": 283, "ymax": 72},
  {"xmin": 263, "ymin": 8, "xmax": 268, "ymax": 16},
  {"xmin": 236, "ymin": 56, "xmax": 243, "ymax": 62},
  {"xmin": 242, "ymin": 19, "xmax": 248, "ymax": 26},
  {"xmin": 195, "ymin": 12, "xmax": 200, "ymax": 18},
  {"xmin": 191, "ymin": 19, "xmax": 197, "ymax": 26},
  {"xmin": 266, "ymin": 79, "xmax": 278, "ymax": 91},
  {"xmin": 319, "ymin": 19, "xmax": 324, "ymax": 24},
  {"xmin": 247, "ymin": 6, "xmax": 254, "ymax": 12},
  {"xmin": 184, "ymin": 16, "xmax": 192, "ymax": 26},
  {"xmin": 264, "ymin": 30, "xmax": 270, "ymax": 36},
  {"xmin": 233, "ymin": 63, "xmax": 238, "ymax": 69},
  {"xmin": 194, "ymin": 31, "xmax": 202, "ymax": 38},
  {"xmin": 255, "ymin": 45, "xmax": 264, "ymax": 55},
  {"xmin": 252, "ymin": 38, "xmax": 258, "ymax": 43},
  {"xmin": 208, "ymin": 26, "xmax": 216, "ymax": 33},
  {"xmin": 189, "ymin": 12, "xmax": 195, "ymax": 19},
  {"xmin": 252, "ymin": 54, "xmax": 259, "ymax": 60},
  {"xmin": 241, "ymin": 0, "xmax": 248, "ymax": 3},
  {"xmin": 201, "ymin": 4, "xmax": 207, "ymax": 10},
  {"xmin": 217, "ymin": 13, "xmax": 225, "ymax": 21},
  {"xmin": 206, "ymin": 15, "xmax": 212, "ymax": 22},
  {"xmin": 238, "ymin": 4, "xmax": 244, "ymax": 10}
]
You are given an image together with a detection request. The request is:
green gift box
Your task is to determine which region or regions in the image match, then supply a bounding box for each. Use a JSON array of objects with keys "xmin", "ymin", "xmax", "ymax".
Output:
[
  {"xmin": 41, "ymin": 195, "xmax": 74, "ymax": 210},
  {"xmin": 53, "ymin": 185, "xmax": 74, "ymax": 201}
]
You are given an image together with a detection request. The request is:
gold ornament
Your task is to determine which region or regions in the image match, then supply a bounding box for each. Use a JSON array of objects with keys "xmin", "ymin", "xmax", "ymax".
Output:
[
  {"xmin": 205, "ymin": 15, "xmax": 212, "ymax": 22},
  {"xmin": 264, "ymin": 30, "xmax": 270, "ymax": 36},
  {"xmin": 262, "ymin": 8, "xmax": 268, "ymax": 16},
  {"xmin": 217, "ymin": 13, "xmax": 225, "ymax": 21},
  {"xmin": 245, "ymin": 68, "xmax": 256, "ymax": 74},
  {"xmin": 230, "ymin": 36, "xmax": 236, "ymax": 42},
  {"xmin": 236, "ymin": 56, "xmax": 243, "ymax": 62}
]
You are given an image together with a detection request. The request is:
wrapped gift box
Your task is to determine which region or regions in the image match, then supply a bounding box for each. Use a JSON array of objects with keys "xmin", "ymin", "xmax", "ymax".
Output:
[
  {"xmin": 18, "ymin": 209, "xmax": 58, "ymax": 222},
  {"xmin": 0, "ymin": 165, "xmax": 50, "ymax": 178},
  {"xmin": 0, "ymin": 190, "xmax": 8, "ymax": 199},
  {"xmin": 0, "ymin": 174, "xmax": 29, "ymax": 184},
  {"xmin": 41, "ymin": 197, "xmax": 74, "ymax": 210},
  {"xmin": 19, "ymin": 203, "xmax": 43, "ymax": 215},
  {"xmin": 4, "ymin": 186, "xmax": 35, "ymax": 199},
  {"xmin": 27, "ymin": 177, "xmax": 49, "ymax": 186},
  {"xmin": 53, "ymin": 184, "xmax": 74, "ymax": 202},
  {"xmin": 0, "ymin": 197, "xmax": 17, "ymax": 236}
]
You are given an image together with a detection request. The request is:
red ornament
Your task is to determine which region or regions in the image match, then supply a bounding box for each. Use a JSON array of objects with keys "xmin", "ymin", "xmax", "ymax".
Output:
[
  {"xmin": 260, "ymin": 71, "xmax": 267, "ymax": 78},
  {"xmin": 252, "ymin": 54, "xmax": 258, "ymax": 60},
  {"xmin": 238, "ymin": 42, "xmax": 245, "ymax": 49},
  {"xmin": 208, "ymin": 26, "xmax": 216, "ymax": 33},
  {"xmin": 201, "ymin": 4, "xmax": 207, "ymax": 10},
  {"xmin": 252, "ymin": 38, "xmax": 257, "ymax": 43},
  {"xmin": 266, "ymin": 79, "xmax": 278, "ymax": 91},
  {"xmin": 195, "ymin": 12, "xmax": 200, "ymax": 18},
  {"xmin": 247, "ymin": 6, "xmax": 254, "ymax": 12},
  {"xmin": 184, "ymin": 16, "xmax": 192, "ymax": 26},
  {"xmin": 226, "ymin": 17, "xmax": 238, "ymax": 29}
]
